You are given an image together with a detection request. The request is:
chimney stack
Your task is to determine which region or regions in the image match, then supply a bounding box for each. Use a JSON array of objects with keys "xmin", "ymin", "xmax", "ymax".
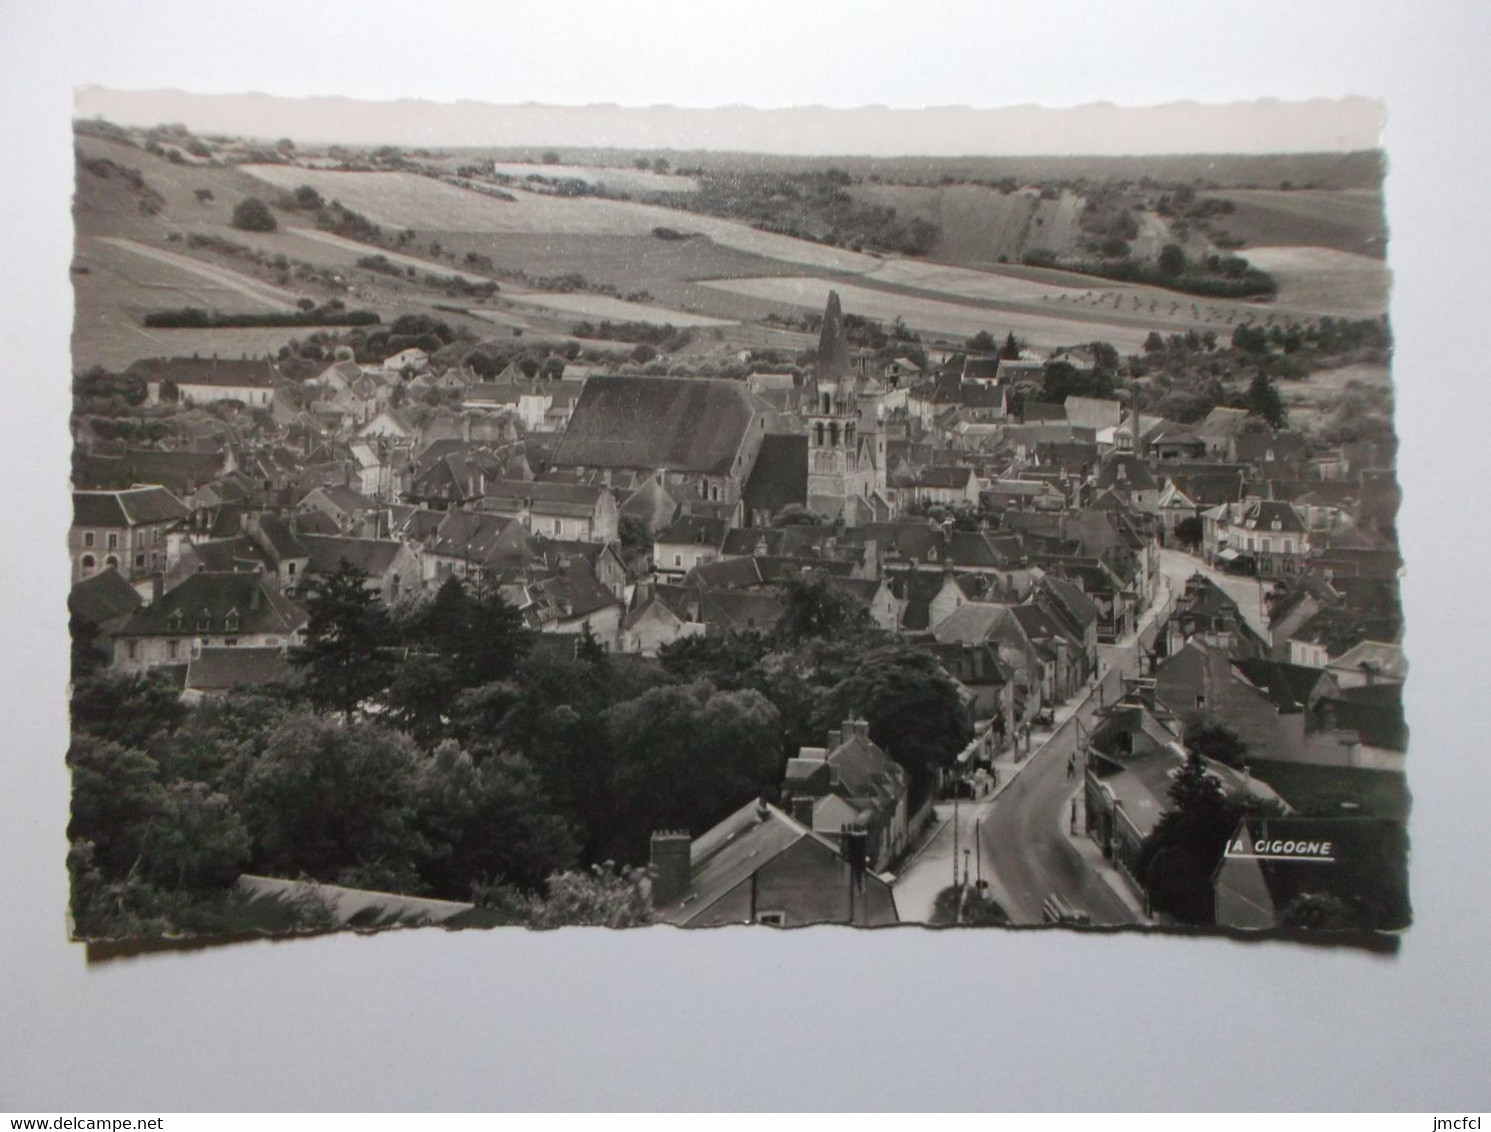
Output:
[
  {"xmin": 791, "ymin": 795, "xmax": 816, "ymax": 826},
  {"xmin": 826, "ymin": 728, "xmax": 842, "ymax": 750},
  {"xmin": 649, "ymin": 831, "xmax": 692, "ymax": 906}
]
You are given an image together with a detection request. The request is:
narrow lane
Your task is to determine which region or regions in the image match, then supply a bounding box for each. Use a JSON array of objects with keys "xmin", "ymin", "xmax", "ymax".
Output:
[
  {"xmin": 980, "ymin": 668, "xmax": 1138, "ymax": 925},
  {"xmin": 978, "ymin": 577, "xmax": 1174, "ymax": 926},
  {"xmin": 1158, "ymin": 547, "xmax": 1268, "ymax": 639}
]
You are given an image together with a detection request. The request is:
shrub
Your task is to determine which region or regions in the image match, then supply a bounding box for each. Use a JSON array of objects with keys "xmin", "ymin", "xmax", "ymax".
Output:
[{"xmin": 231, "ymin": 196, "xmax": 277, "ymax": 233}]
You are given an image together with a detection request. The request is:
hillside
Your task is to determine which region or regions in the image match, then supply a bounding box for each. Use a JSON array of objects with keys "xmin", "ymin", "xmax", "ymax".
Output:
[
  {"xmin": 463, "ymin": 147, "xmax": 1386, "ymax": 191},
  {"xmin": 70, "ymin": 120, "xmax": 1391, "ymax": 375}
]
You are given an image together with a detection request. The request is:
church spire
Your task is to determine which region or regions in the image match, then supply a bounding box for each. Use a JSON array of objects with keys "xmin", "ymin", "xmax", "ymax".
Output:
[{"xmin": 815, "ymin": 290, "xmax": 851, "ymax": 383}]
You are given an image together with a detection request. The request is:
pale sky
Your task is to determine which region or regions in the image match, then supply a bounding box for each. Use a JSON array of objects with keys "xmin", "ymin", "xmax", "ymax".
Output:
[{"xmin": 74, "ymin": 88, "xmax": 1384, "ymax": 156}]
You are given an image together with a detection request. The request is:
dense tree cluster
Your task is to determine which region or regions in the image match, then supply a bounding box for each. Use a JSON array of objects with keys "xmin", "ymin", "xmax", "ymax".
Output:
[
  {"xmin": 68, "ymin": 565, "xmax": 970, "ymax": 939},
  {"xmin": 678, "ymin": 168, "xmax": 939, "ymax": 256}
]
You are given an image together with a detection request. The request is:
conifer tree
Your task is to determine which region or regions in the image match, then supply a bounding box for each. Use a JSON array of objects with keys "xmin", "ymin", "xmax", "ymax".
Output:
[{"xmin": 291, "ymin": 560, "xmax": 392, "ymax": 720}]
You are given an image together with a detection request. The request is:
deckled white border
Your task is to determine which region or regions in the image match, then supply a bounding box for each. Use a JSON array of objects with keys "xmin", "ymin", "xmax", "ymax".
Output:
[{"xmin": 3, "ymin": 0, "xmax": 1487, "ymax": 1111}]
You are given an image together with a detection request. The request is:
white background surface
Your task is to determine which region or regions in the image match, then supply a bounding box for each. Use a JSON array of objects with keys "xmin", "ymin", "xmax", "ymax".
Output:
[{"xmin": 2, "ymin": 0, "xmax": 1488, "ymax": 1111}]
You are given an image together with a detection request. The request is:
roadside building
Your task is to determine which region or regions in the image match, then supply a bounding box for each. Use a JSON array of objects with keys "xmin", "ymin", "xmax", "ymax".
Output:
[
  {"xmin": 72, "ymin": 486, "xmax": 191, "ymax": 585},
  {"xmin": 649, "ymin": 800, "xmax": 899, "ymax": 927}
]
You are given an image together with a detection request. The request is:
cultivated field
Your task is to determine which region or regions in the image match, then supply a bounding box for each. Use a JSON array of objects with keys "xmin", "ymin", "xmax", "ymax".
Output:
[
  {"xmin": 1232, "ymin": 246, "xmax": 1390, "ymax": 318},
  {"xmin": 287, "ymin": 228, "xmax": 498, "ymax": 284},
  {"xmin": 470, "ymin": 148, "xmax": 1385, "ymax": 191},
  {"xmin": 861, "ymin": 257, "xmax": 1292, "ymax": 333},
  {"xmin": 96, "ymin": 237, "xmax": 300, "ymax": 310},
  {"xmin": 489, "ymin": 291, "xmax": 736, "ymax": 327},
  {"xmin": 1028, "ymin": 190, "xmax": 1084, "ymax": 257},
  {"xmin": 73, "ymin": 320, "xmax": 302, "ymax": 372},
  {"xmin": 243, "ymin": 166, "xmax": 883, "ymax": 274},
  {"xmin": 489, "ymin": 162, "xmax": 699, "ymax": 194},
  {"xmin": 863, "ymin": 259, "xmax": 1081, "ymax": 304},
  {"xmin": 701, "ymin": 276, "xmax": 1159, "ymax": 353},
  {"xmin": 1208, "ymin": 189, "xmax": 1387, "ymax": 258},
  {"xmin": 71, "ymin": 133, "xmax": 1391, "ymax": 378},
  {"xmin": 71, "ymin": 234, "xmax": 312, "ymax": 370}
]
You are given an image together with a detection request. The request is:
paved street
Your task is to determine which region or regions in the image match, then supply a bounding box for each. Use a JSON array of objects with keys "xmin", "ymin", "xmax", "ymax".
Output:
[
  {"xmin": 893, "ymin": 573, "xmax": 1174, "ymax": 925},
  {"xmin": 1158, "ymin": 546, "xmax": 1269, "ymax": 639},
  {"xmin": 976, "ymin": 572, "xmax": 1176, "ymax": 926},
  {"xmin": 977, "ymin": 667, "xmax": 1139, "ymax": 925}
]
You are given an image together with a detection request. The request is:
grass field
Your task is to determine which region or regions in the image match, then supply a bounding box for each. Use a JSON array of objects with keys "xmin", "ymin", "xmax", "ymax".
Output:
[
  {"xmin": 287, "ymin": 228, "xmax": 498, "ymax": 284},
  {"xmin": 1029, "ymin": 190, "xmax": 1083, "ymax": 256},
  {"xmin": 700, "ymin": 276, "xmax": 1160, "ymax": 352},
  {"xmin": 1209, "ymin": 189, "xmax": 1387, "ymax": 258},
  {"xmin": 864, "ymin": 259, "xmax": 1078, "ymax": 304},
  {"xmin": 73, "ymin": 321, "xmax": 302, "ymax": 371},
  {"xmin": 863, "ymin": 257, "xmax": 1298, "ymax": 333},
  {"xmin": 489, "ymin": 162, "xmax": 698, "ymax": 194},
  {"xmin": 72, "ymin": 136, "xmax": 1392, "ymax": 376},
  {"xmin": 244, "ymin": 166, "xmax": 883, "ymax": 274},
  {"xmin": 96, "ymin": 237, "xmax": 300, "ymax": 310},
  {"xmin": 75, "ymin": 135, "xmax": 299, "ymax": 239},
  {"xmin": 71, "ymin": 233, "xmax": 310, "ymax": 369},
  {"xmin": 1234, "ymin": 246, "xmax": 1390, "ymax": 318},
  {"xmin": 473, "ymin": 147, "xmax": 1385, "ymax": 191},
  {"xmin": 492, "ymin": 291, "xmax": 736, "ymax": 327}
]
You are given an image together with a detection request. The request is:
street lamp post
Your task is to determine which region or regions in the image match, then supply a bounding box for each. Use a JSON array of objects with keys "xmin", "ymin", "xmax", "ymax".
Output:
[
  {"xmin": 974, "ymin": 819, "xmax": 983, "ymax": 889},
  {"xmin": 952, "ymin": 789, "xmax": 960, "ymax": 890}
]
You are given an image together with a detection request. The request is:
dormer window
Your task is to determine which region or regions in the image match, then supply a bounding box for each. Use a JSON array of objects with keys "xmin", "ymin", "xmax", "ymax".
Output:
[
  {"xmin": 197, "ymin": 608, "xmax": 212, "ymax": 633},
  {"xmin": 224, "ymin": 608, "xmax": 240, "ymax": 633},
  {"xmin": 168, "ymin": 609, "xmax": 184, "ymax": 631}
]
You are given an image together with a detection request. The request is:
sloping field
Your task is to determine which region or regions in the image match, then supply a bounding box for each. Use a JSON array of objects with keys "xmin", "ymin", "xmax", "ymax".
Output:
[
  {"xmin": 73, "ymin": 237, "xmax": 306, "ymax": 370},
  {"xmin": 852, "ymin": 184, "xmax": 1041, "ymax": 264},
  {"xmin": 489, "ymin": 292, "xmax": 736, "ymax": 327},
  {"xmin": 244, "ymin": 166, "xmax": 882, "ymax": 274},
  {"xmin": 1130, "ymin": 211, "xmax": 1176, "ymax": 261},
  {"xmin": 287, "ymin": 228, "xmax": 497, "ymax": 284},
  {"xmin": 1209, "ymin": 189, "xmax": 1387, "ymax": 257},
  {"xmin": 96, "ymin": 237, "xmax": 299, "ymax": 310},
  {"xmin": 700, "ymin": 276, "xmax": 1156, "ymax": 353},
  {"xmin": 74, "ymin": 322, "xmax": 301, "ymax": 371},
  {"xmin": 862, "ymin": 258, "xmax": 1274, "ymax": 328},
  {"xmin": 187, "ymin": 222, "xmax": 374, "ymax": 270},
  {"xmin": 1028, "ymin": 190, "xmax": 1084, "ymax": 256},
  {"xmin": 1234, "ymin": 246, "xmax": 1390, "ymax": 318},
  {"xmin": 75, "ymin": 135, "xmax": 293, "ymax": 237},
  {"xmin": 490, "ymin": 162, "xmax": 698, "ymax": 194},
  {"xmin": 75, "ymin": 236, "xmax": 280, "ymax": 318},
  {"xmin": 864, "ymin": 259, "xmax": 1078, "ymax": 303}
]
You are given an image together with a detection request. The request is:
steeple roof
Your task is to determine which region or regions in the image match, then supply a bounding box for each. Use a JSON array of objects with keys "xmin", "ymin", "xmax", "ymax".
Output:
[{"xmin": 815, "ymin": 290, "xmax": 852, "ymax": 383}]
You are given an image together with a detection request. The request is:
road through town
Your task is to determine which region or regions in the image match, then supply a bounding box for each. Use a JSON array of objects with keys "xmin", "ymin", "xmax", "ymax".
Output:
[
  {"xmin": 979, "ymin": 575, "xmax": 1174, "ymax": 926},
  {"xmin": 1158, "ymin": 546, "xmax": 1268, "ymax": 638}
]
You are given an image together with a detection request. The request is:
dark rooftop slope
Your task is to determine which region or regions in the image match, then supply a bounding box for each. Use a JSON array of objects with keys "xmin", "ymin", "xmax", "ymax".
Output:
[{"xmin": 553, "ymin": 375, "xmax": 760, "ymax": 475}]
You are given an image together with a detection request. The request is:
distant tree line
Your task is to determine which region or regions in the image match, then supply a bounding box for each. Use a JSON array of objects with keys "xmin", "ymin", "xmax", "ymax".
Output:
[
  {"xmin": 142, "ymin": 306, "xmax": 381, "ymax": 329},
  {"xmin": 1023, "ymin": 244, "xmax": 1278, "ymax": 300}
]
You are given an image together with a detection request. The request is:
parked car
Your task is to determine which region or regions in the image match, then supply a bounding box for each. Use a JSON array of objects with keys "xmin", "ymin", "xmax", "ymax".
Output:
[{"xmin": 1042, "ymin": 894, "xmax": 1092, "ymax": 926}]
